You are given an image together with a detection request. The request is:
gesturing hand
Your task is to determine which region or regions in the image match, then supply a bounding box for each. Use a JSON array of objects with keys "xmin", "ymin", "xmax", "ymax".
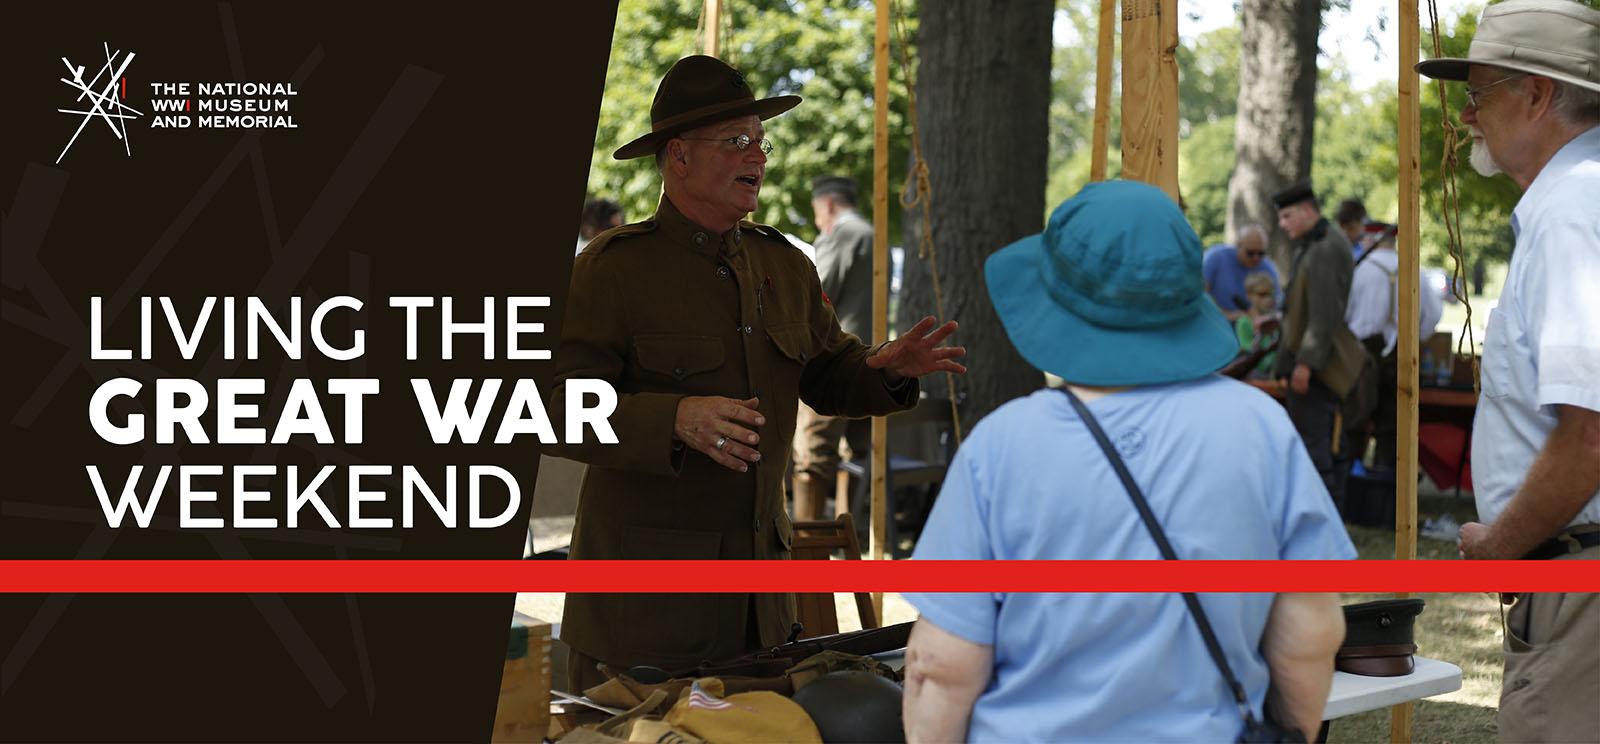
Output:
[
  {"xmin": 675, "ymin": 396, "xmax": 764, "ymax": 472},
  {"xmin": 866, "ymin": 316, "xmax": 968, "ymax": 381}
]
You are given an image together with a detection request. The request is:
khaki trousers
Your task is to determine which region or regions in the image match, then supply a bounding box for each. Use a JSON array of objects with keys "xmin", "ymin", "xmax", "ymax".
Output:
[{"xmin": 1497, "ymin": 538, "xmax": 1599, "ymax": 743}]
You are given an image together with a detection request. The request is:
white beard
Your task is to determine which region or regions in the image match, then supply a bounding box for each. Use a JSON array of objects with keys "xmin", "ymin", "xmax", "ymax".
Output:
[{"xmin": 1469, "ymin": 135, "xmax": 1503, "ymax": 177}]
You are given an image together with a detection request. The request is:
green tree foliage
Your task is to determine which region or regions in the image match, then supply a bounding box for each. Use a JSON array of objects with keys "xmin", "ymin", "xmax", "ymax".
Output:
[
  {"xmin": 1417, "ymin": 5, "xmax": 1519, "ymax": 266},
  {"xmin": 583, "ymin": 0, "xmax": 911, "ymax": 242}
]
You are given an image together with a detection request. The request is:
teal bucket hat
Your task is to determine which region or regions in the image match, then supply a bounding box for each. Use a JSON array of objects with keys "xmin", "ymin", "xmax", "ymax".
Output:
[{"xmin": 985, "ymin": 180, "xmax": 1237, "ymax": 386}]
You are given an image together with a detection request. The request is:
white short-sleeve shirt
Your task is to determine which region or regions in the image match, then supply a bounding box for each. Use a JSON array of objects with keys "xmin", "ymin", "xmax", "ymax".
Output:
[{"xmin": 1472, "ymin": 125, "xmax": 1600, "ymax": 528}]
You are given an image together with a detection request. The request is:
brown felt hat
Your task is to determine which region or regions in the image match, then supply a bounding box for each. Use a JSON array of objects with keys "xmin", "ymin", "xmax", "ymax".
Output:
[
  {"xmin": 613, "ymin": 56, "xmax": 802, "ymax": 160},
  {"xmin": 1415, "ymin": 0, "xmax": 1600, "ymax": 94}
]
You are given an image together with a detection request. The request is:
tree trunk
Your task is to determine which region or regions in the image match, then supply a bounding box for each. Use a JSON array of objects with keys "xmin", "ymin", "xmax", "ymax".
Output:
[
  {"xmin": 1227, "ymin": 0, "xmax": 1321, "ymax": 267},
  {"xmin": 899, "ymin": 0, "xmax": 1051, "ymax": 427}
]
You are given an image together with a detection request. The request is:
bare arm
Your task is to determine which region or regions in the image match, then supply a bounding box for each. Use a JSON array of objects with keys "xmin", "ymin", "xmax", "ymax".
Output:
[
  {"xmin": 902, "ymin": 618, "xmax": 993, "ymax": 744},
  {"xmin": 1260, "ymin": 592, "xmax": 1345, "ymax": 741},
  {"xmin": 1460, "ymin": 404, "xmax": 1600, "ymax": 559}
]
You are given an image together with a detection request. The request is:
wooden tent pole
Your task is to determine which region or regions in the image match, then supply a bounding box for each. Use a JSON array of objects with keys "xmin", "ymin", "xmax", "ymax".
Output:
[
  {"xmin": 1393, "ymin": 1, "xmax": 1421, "ymax": 741},
  {"xmin": 1119, "ymin": 0, "xmax": 1178, "ymax": 200},
  {"xmin": 1091, "ymin": 0, "xmax": 1115, "ymax": 181},
  {"xmin": 870, "ymin": 0, "xmax": 891, "ymax": 618},
  {"xmin": 703, "ymin": 0, "xmax": 722, "ymax": 57}
]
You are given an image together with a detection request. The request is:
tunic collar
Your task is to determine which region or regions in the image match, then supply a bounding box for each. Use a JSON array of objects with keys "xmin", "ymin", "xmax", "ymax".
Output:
[{"xmin": 655, "ymin": 196, "xmax": 746, "ymax": 258}]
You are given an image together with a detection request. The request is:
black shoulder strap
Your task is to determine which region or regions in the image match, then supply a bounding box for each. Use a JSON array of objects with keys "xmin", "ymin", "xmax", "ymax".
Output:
[{"xmin": 1057, "ymin": 386, "xmax": 1258, "ymax": 724}]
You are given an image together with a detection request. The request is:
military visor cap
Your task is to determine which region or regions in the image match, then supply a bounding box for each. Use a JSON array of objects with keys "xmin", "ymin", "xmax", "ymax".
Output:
[
  {"xmin": 613, "ymin": 55, "xmax": 802, "ymax": 160},
  {"xmin": 1415, "ymin": 0, "xmax": 1600, "ymax": 94}
]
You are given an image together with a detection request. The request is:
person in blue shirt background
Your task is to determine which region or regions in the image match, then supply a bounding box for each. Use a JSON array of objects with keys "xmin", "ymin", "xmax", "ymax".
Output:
[
  {"xmin": 900, "ymin": 181, "xmax": 1353, "ymax": 744},
  {"xmin": 1203, "ymin": 224, "xmax": 1281, "ymax": 321}
]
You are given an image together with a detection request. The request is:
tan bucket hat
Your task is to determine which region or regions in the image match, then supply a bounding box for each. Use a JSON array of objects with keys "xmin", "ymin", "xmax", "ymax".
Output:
[{"xmin": 1415, "ymin": 0, "xmax": 1600, "ymax": 94}]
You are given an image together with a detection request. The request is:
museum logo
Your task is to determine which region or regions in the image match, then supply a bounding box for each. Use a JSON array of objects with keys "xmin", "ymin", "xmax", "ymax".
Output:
[
  {"xmin": 54, "ymin": 41, "xmax": 300, "ymax": 165},
  {"xmin": 55, "ymin": 43, "xmax": 143, "ymax": 164}
]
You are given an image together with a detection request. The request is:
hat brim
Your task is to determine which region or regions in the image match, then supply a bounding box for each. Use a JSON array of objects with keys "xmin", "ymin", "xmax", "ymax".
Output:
[
  {"xmin": 613, "ymin": 95, "xmax": 802, "ymax": 160},
  {"xmin": 984, "ymin": 234, "xmax": 1240, "ymax": 387},
  {"xmin": 1416, "ymin": 57, "xmax": 1600, "ymax": 94}
]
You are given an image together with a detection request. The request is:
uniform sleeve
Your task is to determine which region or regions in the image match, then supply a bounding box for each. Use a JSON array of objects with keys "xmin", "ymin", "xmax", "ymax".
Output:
[
  {"xmin": 1527, "ymin": 219, "xmax": 1600, "ymax": 414},
  {"xmin": 798, "ymin": 259, "xmax": 918, "ymax": 417},
  {"xmin": 903, "ymin": 442, "xmax": 1000, "ymax": 645},
  {"xmin": 544, "ymin": 250, "xmax": 687, "ymax": 475},
  {"xmin": 1296, "ymin": 243, "xmax": 1353, "ymax": 372},
  {"xmin": 1275, "ymin": 414, "xmax": 1358, "ymax": 560}
]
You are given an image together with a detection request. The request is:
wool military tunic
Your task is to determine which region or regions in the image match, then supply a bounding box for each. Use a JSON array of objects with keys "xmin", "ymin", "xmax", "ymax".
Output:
[
  {"xmin": 1275, "ymin": 217, "xmax": 1365, "ymax": 395},
  {"xmin": 548, "ymin": 196, "xmax": 917, "ymax": 673}
]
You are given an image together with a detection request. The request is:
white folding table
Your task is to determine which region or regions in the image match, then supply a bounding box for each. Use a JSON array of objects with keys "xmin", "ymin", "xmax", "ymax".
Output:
[{"xmin": 1322, "ymin": 656, "xmax": 1462, "ymax": 720}]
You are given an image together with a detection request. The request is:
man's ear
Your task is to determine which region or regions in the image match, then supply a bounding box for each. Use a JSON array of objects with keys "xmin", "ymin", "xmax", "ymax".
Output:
[{"xmin": 1526, "ymin": 76, "xmax": 1558, "ymax": 120}]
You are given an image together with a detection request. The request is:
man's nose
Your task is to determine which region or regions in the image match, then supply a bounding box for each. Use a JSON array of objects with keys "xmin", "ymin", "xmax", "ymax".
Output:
[
  {"xmin": 1460, "ymin": 103, "xmax": 1478, "ymax": 125},
  {"xmin": 746, "ymin": 147, "xmax": 767, "ymax": 165}
]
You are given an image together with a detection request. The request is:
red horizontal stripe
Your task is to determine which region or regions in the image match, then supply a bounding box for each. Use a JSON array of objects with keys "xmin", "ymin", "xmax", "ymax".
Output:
[{"xmin": 0, "ymin": 560, "xmax": 1594, "ymax": 593}]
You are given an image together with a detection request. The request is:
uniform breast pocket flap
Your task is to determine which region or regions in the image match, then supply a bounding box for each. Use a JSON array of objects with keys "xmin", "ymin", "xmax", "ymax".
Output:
[
  {"xmin": 765, "ymin": 322, "xmax": 814, "ymax": 365},
  {"xmin": 632, "ymin": 334, "xmax": 724, "ymax": 381}
]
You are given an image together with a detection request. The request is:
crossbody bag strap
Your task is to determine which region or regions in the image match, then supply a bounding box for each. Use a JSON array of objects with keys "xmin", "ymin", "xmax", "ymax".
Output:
[{"xmin": 1057, "ymin": 386, "xmax": 1257, "ymax": 721}]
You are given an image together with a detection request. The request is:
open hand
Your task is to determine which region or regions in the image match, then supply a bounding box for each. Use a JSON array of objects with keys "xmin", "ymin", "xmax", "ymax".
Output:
[
  {"xmin": 674, "ymin": 396, "xmax": 763, "ymax": 472},
  {"xmin": 866, "ymin": 316, "xmax": 967, "ymax": 380}
]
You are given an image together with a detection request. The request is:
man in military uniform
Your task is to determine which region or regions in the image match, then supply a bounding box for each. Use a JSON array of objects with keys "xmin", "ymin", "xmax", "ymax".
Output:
[
  {"xmin": 792, "ymin": 175, "xmax": 875, "ymax": 521},
  {"xmin": 548, "ymin": 55, "xmax": 965, "ymax": 692},
  {"xmin": 1273, "ymin": 183, "xmax": 1363, "ymax": 510}
]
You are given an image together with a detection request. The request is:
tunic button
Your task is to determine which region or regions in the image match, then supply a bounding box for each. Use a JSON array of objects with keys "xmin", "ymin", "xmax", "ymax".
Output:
[
  {"xmin": 754, "ymin": 518, "xmax": 761, "ymax": 533},
  {"xmin": 742, "ymin": 325, "xmax": 753, "ymax": 334},
  {"xmin": 672, "ymin": 367, "xmax": 685, "ymax": 377},
  {"xmin": 717, "ymin": 266, "xmax": 730, "ymax": 279},
  {"xmin": 694, "ymin": 232, "xmax": 708, "ymax": 245}
]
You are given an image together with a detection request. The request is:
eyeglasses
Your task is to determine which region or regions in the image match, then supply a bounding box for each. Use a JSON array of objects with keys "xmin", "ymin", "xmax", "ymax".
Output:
[
  {"xmin": 1242, "ymin": 250, "xmax": 1266, "ymax": 258},
  {"xmin": 679, "ymin": 133, "xmax": 775, "ymax": 155},
  {"xmin": 1464, "ymin": 73, "xmax": 1525, "ymax": 109}
]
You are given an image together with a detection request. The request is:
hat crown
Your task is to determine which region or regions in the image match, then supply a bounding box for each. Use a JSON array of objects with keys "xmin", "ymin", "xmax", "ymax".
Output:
[
  {"xmin": 1038, "ymin": 181, "xmax": 1205, "ymax": 329},
  {"xmin": 1471, "ymin": 0, "xmax": 1600, "ymax": 86},
  {"xmin": 651, "ymin": 55, "xmax": 756, "ymax": 128}
]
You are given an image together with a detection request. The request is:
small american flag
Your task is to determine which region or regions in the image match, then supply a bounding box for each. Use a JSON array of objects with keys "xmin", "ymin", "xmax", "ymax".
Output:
[{"xmin": 686, "ymin": 681, "xmax": 733, "ymax": 710}]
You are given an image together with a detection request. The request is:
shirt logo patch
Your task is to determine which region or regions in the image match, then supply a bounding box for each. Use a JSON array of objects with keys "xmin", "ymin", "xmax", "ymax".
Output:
[{"xmin": 1114, "ymin": 427, "xmax": 1147, "ymax": 459}]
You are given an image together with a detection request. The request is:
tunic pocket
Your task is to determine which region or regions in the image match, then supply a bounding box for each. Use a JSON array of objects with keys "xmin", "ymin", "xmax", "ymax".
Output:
[
  {"xmin": 765, "ymin": 321, "xmax": 814, "ymax": 366},
  {"xmin": 631, "ymin": 334, "xmax": 724, "ymax": 381}
]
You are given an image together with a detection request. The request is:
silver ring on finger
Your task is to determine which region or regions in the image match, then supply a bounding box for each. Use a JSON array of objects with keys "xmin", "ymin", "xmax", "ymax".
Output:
[{"xmin": 714, "ymin": 435, "xmax": 728, "ymax": 451}]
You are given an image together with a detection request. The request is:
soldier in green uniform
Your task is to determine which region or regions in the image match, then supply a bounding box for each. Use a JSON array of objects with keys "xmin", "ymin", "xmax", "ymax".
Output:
[
  {"xmin": 1272, "ymin": 182, "xmax": 1365, "ymax": 511},
  {"xmin": 548, "ymin": 55, "xmax": 966, "ymax": 691}
]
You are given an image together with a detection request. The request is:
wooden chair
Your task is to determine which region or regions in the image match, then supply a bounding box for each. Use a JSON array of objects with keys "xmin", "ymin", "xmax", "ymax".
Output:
[
  {"xmin": 837, "ymin": 398, "xmax": 957, "ymax": 558},
  {"xmin": 790, "ymin": 513, "xmax": 879, "ymax": 640}
]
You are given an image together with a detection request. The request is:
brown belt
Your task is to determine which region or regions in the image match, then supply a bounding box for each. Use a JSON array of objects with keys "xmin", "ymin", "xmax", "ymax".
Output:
[{"xmin": 1336, "ymin": 643, "xmax": 1418, "ymax": 677}]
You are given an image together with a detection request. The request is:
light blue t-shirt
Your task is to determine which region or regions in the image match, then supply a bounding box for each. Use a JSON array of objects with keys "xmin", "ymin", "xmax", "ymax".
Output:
[
  {"xmin": 1203, "ymin": 244, "xmax": 1282, "ymax": 314},
  {"xmin": 904, "ymin": 378, "xmax": 1355, "ymax": 743}
]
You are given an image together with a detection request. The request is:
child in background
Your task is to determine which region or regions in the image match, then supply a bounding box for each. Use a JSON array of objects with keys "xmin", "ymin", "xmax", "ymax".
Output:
[{"xmin": 1235, "ymin": 272, "xmax": 1280, "ymax": 380}]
